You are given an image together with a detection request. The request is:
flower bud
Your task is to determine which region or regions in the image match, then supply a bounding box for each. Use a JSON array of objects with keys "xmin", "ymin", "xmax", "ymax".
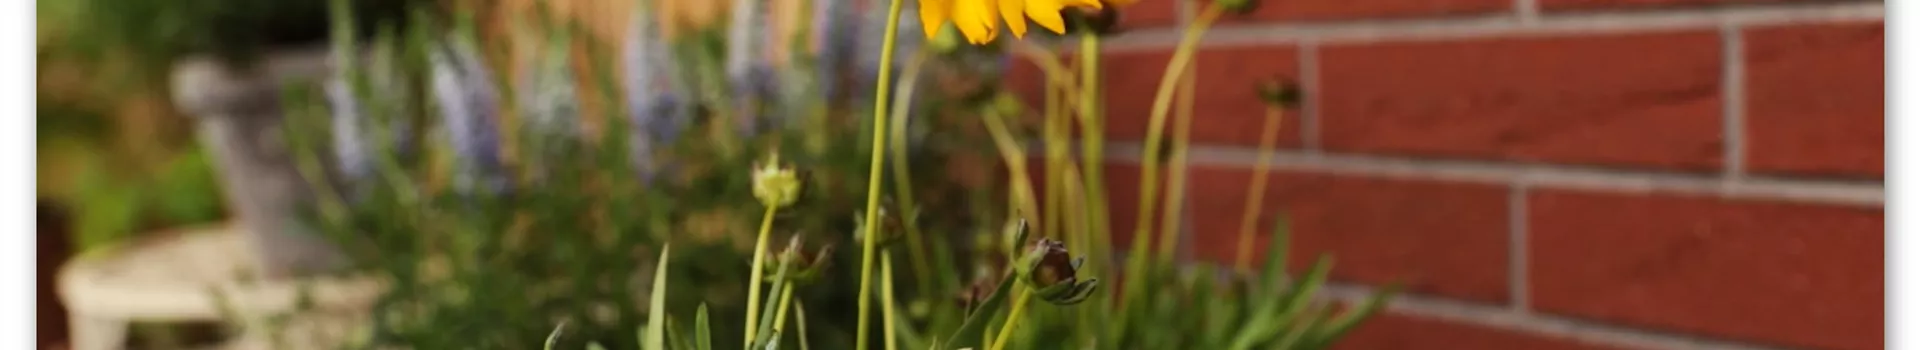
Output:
[
  {"xmin": 1062, "ymin": 6, "xmax": 1121, "ymax": 36},
  {"xmin": 1015, "ymin": 238, "xmax": 1100, "ymax": 305},
  {"xmin": 751, "ymin": 152, "xmax": 802, "ymax": 208},
  {"xmin": 1216, "ymin": 0, "xmax": 1262, "ymax": 15},
  {"xmin": 989, "ymin": 91, "xmax": 1026, "ymax": 117},
  {"xmin": 770, "ymin": 234, "xmax": 834, "ymax": 285},
  {"xmin": 852, "ymin": 204, "xmax": 905, "ymax": 247},
  {"xmin": 1255, "ymin": 77, "xmax": 1302, "ymax": 108}
]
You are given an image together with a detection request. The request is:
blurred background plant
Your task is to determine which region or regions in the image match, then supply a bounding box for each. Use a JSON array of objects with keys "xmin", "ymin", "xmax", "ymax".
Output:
[
  {"xmin": 266, "ymin": 0, "xmax": 1009, "ymax": 348},
  {"xmin": 265, "ymin": 0, "xmax": 1394, "ymax": 348}
]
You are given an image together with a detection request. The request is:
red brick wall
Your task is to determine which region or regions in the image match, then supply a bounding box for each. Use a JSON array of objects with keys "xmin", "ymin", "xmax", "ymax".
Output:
[{"xmin": 1012, "ymin": 0, "xmax": 1884, "ymax": 349}]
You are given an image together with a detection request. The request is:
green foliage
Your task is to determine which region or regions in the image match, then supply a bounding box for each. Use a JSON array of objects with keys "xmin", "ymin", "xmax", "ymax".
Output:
[
  {"xmin": 58, "ymin": 140, "xmax": 226, "ymax": 252},
  {"xmin": 272, "ymin": 1, "xmax": 1000, "ymax": 349},
  {"xmin": 270, "ymin": 0, "xmax": 1394, "ymax": 349}
]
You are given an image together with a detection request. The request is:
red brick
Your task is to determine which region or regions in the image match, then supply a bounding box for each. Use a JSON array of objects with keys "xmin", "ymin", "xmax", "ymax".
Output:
[
  {"xmin": 1226, "ymin": 0, "xmax": 1511, "ymax": 23},
  {"xmin": 1119, "ymin": 0, "xmax": 1178, "ymax": 29},
  {"xmin": 1744, "ymin": 21, "xmax": 1884, "ymax": 178},
  {"xmin": 1102, "ymin": 46, "xmax": 1304, "ymax": 147},
  {"xmin": 1529, "ymin": 189, "xmax": 1883, "ymax": 350},
  {"xmin": 1187, "ymin": 167, "xmax": 1511, "ymax": 303},
  {"xmin": 1541, "ymin": 0, "xmax": 1800, "ymax": 12},
  {"xmin": 1335, "ymin": 312, "xmax": 1633, "ymax": 350},
  {"xmin": 1319, "ymin": 31, "xmax": 1725, "ymax": 171}
]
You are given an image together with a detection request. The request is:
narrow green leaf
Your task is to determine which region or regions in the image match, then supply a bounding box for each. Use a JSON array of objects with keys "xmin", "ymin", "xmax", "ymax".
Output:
[
  {"xmin": 672, "ymin": 316, "xmax": 696, "ymax": 350},
  {"xmin": 751, "ymin": 260, "xmax": 793, "ymax": 349},
  {"xmin": 645, "ymin": 245, "xmax": 673, "ymax": 350},
  {"xmin": 586, "ymin": 342, "xmax": 608, "ymax": 350},
  {"xmin": 1301, "ymin": 285, "xmax": 1400, "ymax": 350},
  {"xmin": 1260, "ymin": 213, "xmax": 1293, "ymax": 295},
  {"xmin": 941, "ymin": 271, "xmax": 1018, "ymax": 350},
  {"xmin": 696, "ymin": 303, "xmax": 713, "ymax": 350},
  {"xmin": 1268, "ymin": 303, "xmax": 1332, "ymax": 350},
  {"xmin": 544, "ymin": 322, "xmax": 567, "ymax": 350},
  {"xmin": 1228, "ymin": 255, "xmax": 1333, "ymax": 350}
]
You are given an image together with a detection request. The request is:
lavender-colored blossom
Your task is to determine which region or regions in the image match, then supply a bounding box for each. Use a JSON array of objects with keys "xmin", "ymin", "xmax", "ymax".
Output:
[
  {"xmin": 325, "ymin": 51, "xmax": 416, "ymax": 187},
  {"xmin": 431, "ymin": 38, "xmax": 509, "ymax": 194},
  {"xmin": 726, "ymin": 0, "xmax": 778, "ymax": 136},
  {"xmin": 325, "ymin": 77, "xmax": 371, "ymax": 183},
  {"xmin": 623, "ymin": 2, "xmax": 690, "ymax": 182},
  {"xmin": 811, "ymin": 0, "xmax": 857, "ymax": 102}
]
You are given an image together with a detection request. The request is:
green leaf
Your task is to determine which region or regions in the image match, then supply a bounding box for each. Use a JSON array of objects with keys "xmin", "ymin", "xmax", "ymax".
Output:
[
  {"xmin": 750, "ymin": 258, "xmax": 792, "ymax": 349},
  {"xmin": 1268, "ymin": 303, "xmax": 1331, "ymax": 350},
  {"xmin": 941, "ymin": 270, "xmax": 1019, "ymax": 350},
  {"xmin": 1260, "ymin": 213, "xmax": 1293, "ymax": 295},
  {"xmin": 645, "ymin": 245, "xmax": 673, "ymax": 350},
  {"xmin": 1227, "ymin": 254, "xmax": 1332, "ymax": 350},
  {"xmin": 586, "ymin": 342, "xmax": 608, "ymax": 350},
  {"xmin": 544, "ymin": 322, "xmax": 567, "ymax": 350},
  {"xmin": 695, "ymin": 303, "xmax": 713, "ymax": 350},
  {"xmin": 1301, "ymin": 284, "xmax": 1400, "ymax": 350}
]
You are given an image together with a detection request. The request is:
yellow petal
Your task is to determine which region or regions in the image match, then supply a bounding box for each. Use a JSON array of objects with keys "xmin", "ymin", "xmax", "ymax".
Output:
[
  {"xmin": 1024, "ymin": 0, "xmax": 1067, "ymax": 34},
  {"xmin": 952, "ymin": 0, "xmax": 999, "ymax": 43},
  {"xmin": 919, "ymin": 0, "xmax": 952, "ymax": 39},
  {"xmin": 999, "ymin": 0, "xmax": 1028, "ymax": 38}
]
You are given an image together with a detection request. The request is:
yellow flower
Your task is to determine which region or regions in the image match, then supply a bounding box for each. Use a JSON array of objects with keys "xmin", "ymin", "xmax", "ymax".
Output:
[{"xmin": 918, "ymin": 0, "xmax": 1111, "ymax": 44}]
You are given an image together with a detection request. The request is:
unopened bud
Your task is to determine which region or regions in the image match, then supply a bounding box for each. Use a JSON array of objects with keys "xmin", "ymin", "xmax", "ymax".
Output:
[
  {"xmin": 751, "ymin": 152, "xmax": 802, "ymax": 208},
  {"xmin": 1216, "ymin": 0, "xmax": 1262, "ymax": 15},
  {"xmin": 1255, "ymin": 77, "xmax": 1302, "ymax": 108}
]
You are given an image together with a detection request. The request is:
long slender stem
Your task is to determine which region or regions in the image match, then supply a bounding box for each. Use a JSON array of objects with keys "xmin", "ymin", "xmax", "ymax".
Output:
[
  {"xmin": 796, "ymin": 300, "xmax": 812, "ymax": 350},
  {"xmin": 1044, "ymin": 77, "xmax": 1064, "ymax": 241},
  {"xmin": 886, "ymin": 54, "xmax": 940, "ymax": 296},
  {"xmin": 981, "ymin": 110, "xmax": 1041, "ymax": 226},
  {"xmin": 855, "ymin": 0, "xmax": 907, "ymax": 348},
  {"xmin": 988, "ymin": 287, "xmax": 1034, "ymax": 350},
  {"xmin": 881, "ymin": 254, "xmax": 899, "ymax": 350},
  {"xmin": 1071, "ymin": 33, "xmax": 1111, "ymax": 285},
  {"xmin": 745, "ymin": 207, "xmax": 779, "ymax": 345},
  {"xmin": 1234, "ymin": 108, "xmax": 1287, "ymax": 271},
  {"xmin": 772, "ymin": 284, "xmax": 796, "ymax": 341},
  {"xmin": 1118, "ymin": 2, "xmax": 1225, "ymax": 336},
  {"xmin": 1154, "ymin": 52, "xmax": 1198, "ymax": 265}
]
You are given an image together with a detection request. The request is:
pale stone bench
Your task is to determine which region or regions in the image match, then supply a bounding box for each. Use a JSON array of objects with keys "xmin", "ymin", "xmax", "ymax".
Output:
[{"xmin": 57, "ymin": 224, "xmax": 382, "ymax": 350}]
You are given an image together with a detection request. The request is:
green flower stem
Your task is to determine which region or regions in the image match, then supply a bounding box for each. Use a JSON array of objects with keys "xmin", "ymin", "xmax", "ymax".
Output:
[
  {"xmin": 1234, "ymin": 107, "xmax": 1287, "ymax": 271},
  {"xmin": 1154, "ymin": 54, "xmax": 1198, "ymax": 265},
  {"xmin": 855, "ymin": 0, "xmax": 907, "ymax": 348},
  {"xmin": 772, "ymin": 284, "xmax": 796, "ymax": 340},
  {"xmin": 744, "ymin": 207, "xmax": 780, "ymax": 346},
  {"xmin": 981, "ymin": 109, "xmax": 1041, "ymax": 227},
  {"xmin": 886, "ymin": 53, "xmax": 940, "ymax": 296},
  {"xmin": 880, "ymin": 253, "xmax": 899, "ymax": 350},
  {"xmin": 1044, "ymin": 78, "xmax": 1065, "ymax": 241},
  {"xmin": 796, "ymin": 300, "xmax": 812, "ymax": 350},
  {"xmin": 1117, "ymin": 1, "xmax": 1225, "ymax": 336},
  {"xmin": 1012, "ymin": 40, "xmax": 1082, "ymax": 243},
  {"xmin": 1071, "ymin": 33, "xmax": 1111, "ymax": 285},
  {"xmin": 987, "ymin": 286, "xmax": 1034, "ymax": 350}
]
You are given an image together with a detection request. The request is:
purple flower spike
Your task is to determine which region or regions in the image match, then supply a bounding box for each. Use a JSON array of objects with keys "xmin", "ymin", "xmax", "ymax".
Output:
[
  {"xmin": 432, "ymin": 38, "xmax": 509, "ymax": 194},
  {"xmin": 726, "ymin": 0, "xmax": 780, "ymax": 137},
  {"xmin": 623, "ymin": 2, "xmax": 689, "ymax": 182},
  {"xmin": 812, "ymin": 0, "xmax": 856, "ymax": 102},
  {"xmin": 325, "ymin": 76, "xmax": 371, "ymax": 183}
]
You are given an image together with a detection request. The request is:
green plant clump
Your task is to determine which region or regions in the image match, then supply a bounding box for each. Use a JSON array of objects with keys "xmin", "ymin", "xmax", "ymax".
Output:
[{"xmin": 271, "ymin": 0, "xmax": 1400, "ymax": 348}]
